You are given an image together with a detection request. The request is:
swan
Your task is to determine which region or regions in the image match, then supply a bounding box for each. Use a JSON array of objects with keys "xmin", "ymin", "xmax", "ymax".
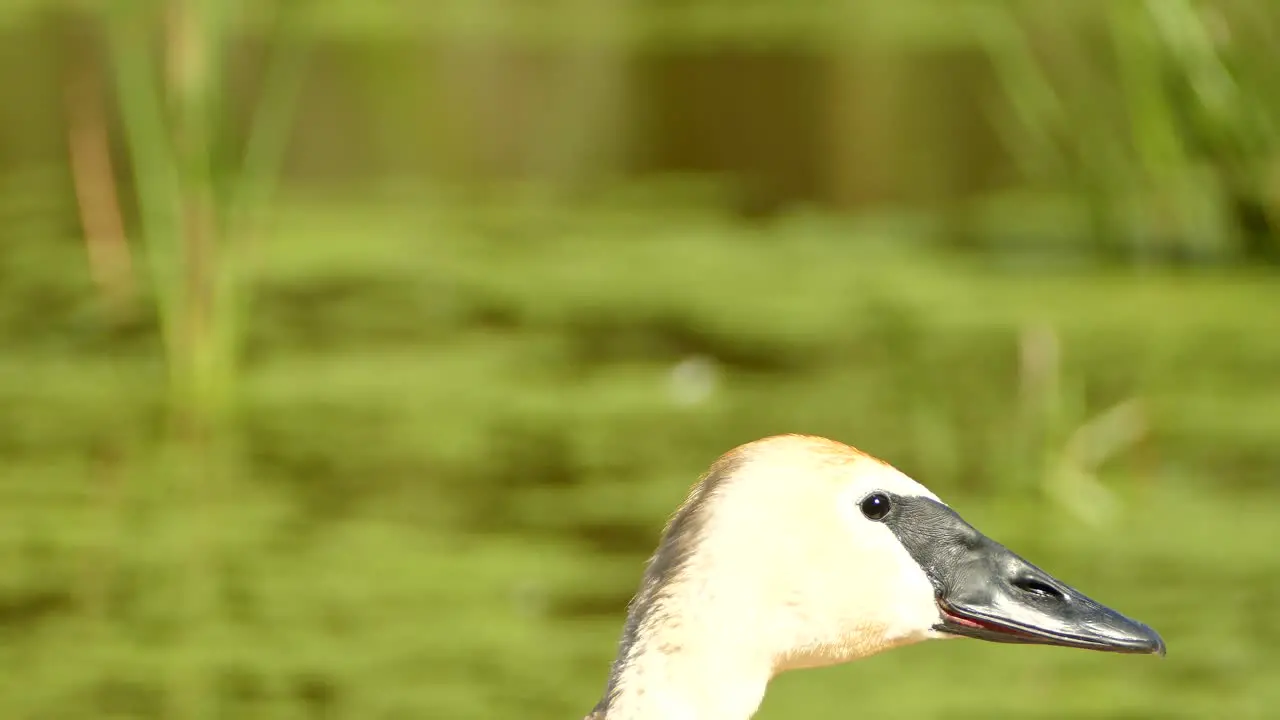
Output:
[{"xmin": 584, "ymin": 434, "xmax": 1164, "ymax": 719}]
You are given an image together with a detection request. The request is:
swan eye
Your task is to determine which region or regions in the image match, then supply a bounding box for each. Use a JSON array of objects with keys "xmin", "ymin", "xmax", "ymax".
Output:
[{"xmin": 859, "ymin": 492, "xmax": 892, "ymax": 521}]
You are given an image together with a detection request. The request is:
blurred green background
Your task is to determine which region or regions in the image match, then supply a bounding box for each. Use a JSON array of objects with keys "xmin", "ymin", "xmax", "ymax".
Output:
[{"xmin": 2, "ymin": 0, "xmax": 1278, "ymax": 717}]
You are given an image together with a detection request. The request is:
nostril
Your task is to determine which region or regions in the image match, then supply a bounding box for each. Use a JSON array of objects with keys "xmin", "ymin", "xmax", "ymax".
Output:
[{"xmin": 1013, "ymin": 576, "xmax": 1066, "ymax": 601}]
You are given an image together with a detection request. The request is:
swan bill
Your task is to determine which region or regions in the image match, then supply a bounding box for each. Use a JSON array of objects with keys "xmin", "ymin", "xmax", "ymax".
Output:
[{"xmin": 876, "ymin": 493, "xmax": 1166, "ymax": 657}]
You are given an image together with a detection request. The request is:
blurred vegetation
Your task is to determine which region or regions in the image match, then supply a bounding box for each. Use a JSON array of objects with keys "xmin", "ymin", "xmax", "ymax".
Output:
[{"xmin": 1, "ymin": 0, "xmax": 1278, "ymax": 718}]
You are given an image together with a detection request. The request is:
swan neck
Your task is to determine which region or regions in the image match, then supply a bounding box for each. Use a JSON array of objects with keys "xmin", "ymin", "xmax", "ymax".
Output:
[
  {"xmin": 592, "ymin": 585, "xmax": 773, "ymax": 720},
  {"xmin": 595, "ymin": 639, "xmax": 770, "ymax": 720},
  {"xmin": 591, "ymin": 453, "xmax": 773, "ymax": 719}
]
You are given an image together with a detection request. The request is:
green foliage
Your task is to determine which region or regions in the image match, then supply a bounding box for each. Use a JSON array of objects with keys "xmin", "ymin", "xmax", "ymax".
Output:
[
  {"xmin": 1, "ymin": 0, "xmax": 1279, "ymax": 718},
  {"xmin": 4, "ymin": 191, "xmax": 1280, "ymax": 717}
]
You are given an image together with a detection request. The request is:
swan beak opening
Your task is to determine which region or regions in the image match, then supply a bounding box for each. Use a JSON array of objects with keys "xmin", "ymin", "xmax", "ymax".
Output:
[{"xmin": 930, "ymin": 532, "xmax": 1166, "ymax": 657}]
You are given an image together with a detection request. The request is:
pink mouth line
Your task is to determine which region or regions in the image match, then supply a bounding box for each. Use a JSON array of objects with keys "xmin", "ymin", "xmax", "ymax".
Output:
[{"xmin": 939, "ymin": 606, "xmax": 1041, "ymax": 640}]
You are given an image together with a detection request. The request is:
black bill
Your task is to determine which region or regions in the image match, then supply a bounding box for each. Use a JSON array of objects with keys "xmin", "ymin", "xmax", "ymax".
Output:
[{"xmin": 878, "ymin": 493, "xmax": 1165, "ymax": 656}]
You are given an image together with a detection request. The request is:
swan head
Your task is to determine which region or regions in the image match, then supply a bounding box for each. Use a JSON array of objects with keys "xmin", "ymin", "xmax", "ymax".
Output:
[
  {"xmin": 642, "ymin": 434, "xmax": 1165, "ymax": 673},
  {"xmin": 589, "ymin": 435, "xmax": 1164, "ymax": 718}
]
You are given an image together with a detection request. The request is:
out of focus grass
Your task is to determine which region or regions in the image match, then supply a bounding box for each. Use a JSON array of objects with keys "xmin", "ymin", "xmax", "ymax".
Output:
[
  {"xmin": 3, "ymin": 188, "xmax": 1280, "ymax": 717},
  {"xmin": 1, "ymin": 0, "xmax": 1279, "ymax": 718}
]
